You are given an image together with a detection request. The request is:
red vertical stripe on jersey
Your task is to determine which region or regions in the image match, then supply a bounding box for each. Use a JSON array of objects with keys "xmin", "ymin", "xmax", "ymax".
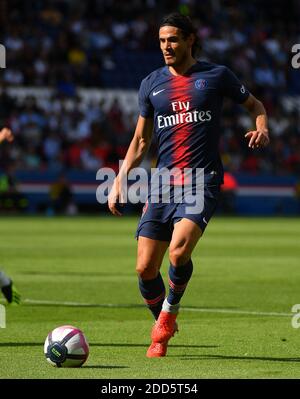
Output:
[{"xmin": 169, "ymin": 76, "xmax": 193, "ymax": 184}]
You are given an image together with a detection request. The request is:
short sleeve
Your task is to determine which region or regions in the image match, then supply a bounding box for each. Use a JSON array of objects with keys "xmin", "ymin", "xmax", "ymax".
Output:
[
  {"xmin": 220, "ymin": 66, "xmax": 250, "ymax": 104},
  {"xmin": 138, "ymin": 78, "xmax": 154, "ymax": 118}
]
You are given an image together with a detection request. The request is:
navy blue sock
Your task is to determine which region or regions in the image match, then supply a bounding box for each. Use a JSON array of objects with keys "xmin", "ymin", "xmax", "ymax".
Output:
[
  {"xmin": 138, "ymin": 273, "xmax": 165, "ymax": 320},
  {"xmin": 167, "ymin": 259, "xmax": 193, "ymax": 305}
]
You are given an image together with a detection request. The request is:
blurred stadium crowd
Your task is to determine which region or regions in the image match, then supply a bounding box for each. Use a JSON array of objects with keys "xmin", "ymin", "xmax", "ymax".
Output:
[{"xmin": 0, "ymin": 0, "xmax": 300, "ymax": 176}]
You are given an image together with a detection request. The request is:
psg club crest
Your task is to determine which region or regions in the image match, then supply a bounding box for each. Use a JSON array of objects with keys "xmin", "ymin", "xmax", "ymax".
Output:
[{"xmin": 195, "ymin": 79, "xmax": 207, "ymax": 90}]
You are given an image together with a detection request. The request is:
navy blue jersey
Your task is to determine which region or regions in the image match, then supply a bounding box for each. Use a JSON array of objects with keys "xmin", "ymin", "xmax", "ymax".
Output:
[{"xmin": 138, "ymin": 61, "xmax": 250, "ymax": 184}]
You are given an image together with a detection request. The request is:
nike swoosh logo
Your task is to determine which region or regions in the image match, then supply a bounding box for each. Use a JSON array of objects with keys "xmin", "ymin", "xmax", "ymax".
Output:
[
  {"xmin": 153, "ymin": 89, "xmax": 165, "ymax": 96},
  {"xmin": 203, "ymin": 217, "xmax": 208, "ymax": 225}
]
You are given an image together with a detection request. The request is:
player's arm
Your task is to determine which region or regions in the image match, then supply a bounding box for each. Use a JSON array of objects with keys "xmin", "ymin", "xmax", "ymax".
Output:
[
  {"xmin": 242, "ymin": 94, "xmax": 270, "ymax": 149},
  {"xmin": 0, "ymin": 127, "xmax": 14, "ymax": 144},
  {"xmin": 108, "ymin": 115, "xmax": 153, "ymax": 216}
]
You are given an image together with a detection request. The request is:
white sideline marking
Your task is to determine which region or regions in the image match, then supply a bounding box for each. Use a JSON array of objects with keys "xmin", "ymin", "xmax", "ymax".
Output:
[
  {"xmin": 183, "ymin": 307, "xmax": 291, "ymax": 317},
  {"xmin": 23, "ymin": 298, "xmax": 291, "ymax": 318}
]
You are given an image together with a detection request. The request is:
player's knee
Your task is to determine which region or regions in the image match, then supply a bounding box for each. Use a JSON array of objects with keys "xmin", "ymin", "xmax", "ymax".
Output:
[
  {"xmin": 136, "ymin": 262, "xmax": 158, "ymax": 280},
  {"xmin": 169, "ymin": 246, "xmax": 191, "ymax": 267}
]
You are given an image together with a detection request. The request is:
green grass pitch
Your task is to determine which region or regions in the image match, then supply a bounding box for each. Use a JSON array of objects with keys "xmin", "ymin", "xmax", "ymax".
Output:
[{"xmin": 0, "ymin": 215, "xmax": 300, "ymax": 379}]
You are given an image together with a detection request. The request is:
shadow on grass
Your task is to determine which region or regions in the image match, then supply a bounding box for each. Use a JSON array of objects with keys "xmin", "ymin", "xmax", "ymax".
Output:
[
  {"xmin": 172, "ymin": 354, "xmax": 300, "ymax": 363},
  {"xmin": 22, "ymin": 302, "xmax": 145, "ymax": 309},
  {"xmin": 82, "ymin": 365, "xmax": 129, "ymax": 369},
  {"xmin": 0, "ymin": 342, "xmax": 218, "ymax": 349},
  {"xmin": 21, "ymin": 271, "xmax": 132, "ymax": 278}
]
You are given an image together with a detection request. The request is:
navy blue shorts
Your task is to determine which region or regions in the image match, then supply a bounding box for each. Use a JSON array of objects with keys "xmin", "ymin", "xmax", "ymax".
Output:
[{"xmin": 135, "ymin": 184, "xmax": 221, "ymax": 242}]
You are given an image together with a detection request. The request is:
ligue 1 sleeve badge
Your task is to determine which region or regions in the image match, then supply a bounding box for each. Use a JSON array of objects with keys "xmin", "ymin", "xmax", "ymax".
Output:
[{"xmin": 195, "ymin": 79, "xmax": 207, "ymax": 90}]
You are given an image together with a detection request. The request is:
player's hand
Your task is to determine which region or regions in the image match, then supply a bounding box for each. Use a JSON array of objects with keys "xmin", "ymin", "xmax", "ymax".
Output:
[
  {"xmin": 0, "ymin": 127, "xmax": 14, "ymax": 144},
  {"xmin": 108, "ymin": 178, "xmax": 124, "ymax": 216},
  {"xmin": 245, "ymin": 129, "xmax": 270, "ymax": 149}
]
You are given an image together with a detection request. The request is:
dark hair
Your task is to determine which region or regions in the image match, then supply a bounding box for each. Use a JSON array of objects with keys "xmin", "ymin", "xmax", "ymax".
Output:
[{"xmin": 159, "ymin": 12, "xmax": 201, "ymax": 57}]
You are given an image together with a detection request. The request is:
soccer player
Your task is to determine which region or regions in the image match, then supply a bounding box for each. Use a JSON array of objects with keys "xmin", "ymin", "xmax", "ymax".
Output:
[
  {"xmin": 0, "ymin": 127, "xmax": 21, "ymax": 304},
  {"xmin": 0, "ymin": 269, "xmax": 20, "ymax": 304},
  {"xmin": 108, "ymin": 13, "xmax": 269, "ymax": 357}
]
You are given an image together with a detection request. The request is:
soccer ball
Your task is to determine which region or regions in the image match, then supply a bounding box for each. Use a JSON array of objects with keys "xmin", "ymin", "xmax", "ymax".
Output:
[{"xmin": 44, "ymin": 325, "xmax": 89, "ymax": 367}]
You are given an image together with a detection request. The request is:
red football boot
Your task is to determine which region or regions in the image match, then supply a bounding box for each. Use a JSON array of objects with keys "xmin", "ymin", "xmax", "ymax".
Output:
[
  {"xmin": 146, "ymin": 341, "xmax": 168, "ymax": 358},
  {"xmin": 146, "ymin": 312, "xmax": 179, "ymax": 358},
  {"xmin": 151, "ymin": 311, "xmax": 178, "ymax": 342}
]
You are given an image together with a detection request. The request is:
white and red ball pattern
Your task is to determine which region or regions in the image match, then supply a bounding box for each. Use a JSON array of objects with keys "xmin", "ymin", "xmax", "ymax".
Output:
[{"xmin": 44, "ymin": 325, "xmax": 89, "ymax": 367}]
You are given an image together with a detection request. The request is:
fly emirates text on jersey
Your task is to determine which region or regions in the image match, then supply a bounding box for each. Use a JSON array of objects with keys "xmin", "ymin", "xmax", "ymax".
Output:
[{"xmin": 157, "ymin": 101, "xmax": 212, "ymax": 128}]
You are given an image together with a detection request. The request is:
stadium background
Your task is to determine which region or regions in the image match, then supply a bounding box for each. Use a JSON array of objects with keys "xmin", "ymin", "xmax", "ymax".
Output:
[{"xmin": 0, "ymin": 0, "xmax": 300, "ymax": 216}]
